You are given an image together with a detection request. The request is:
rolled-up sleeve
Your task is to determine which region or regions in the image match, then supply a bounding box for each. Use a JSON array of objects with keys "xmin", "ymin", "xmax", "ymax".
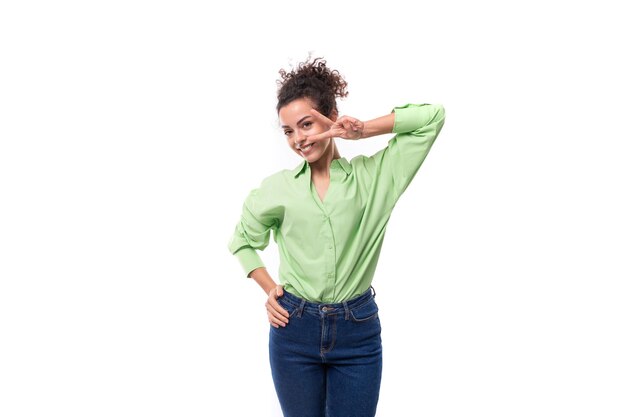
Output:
[
  {"xmin": 369, "ymin": 103, "xmax": 446, "ymax": 202},
  {"xmin": 227, "ymin": 182, "xmax": 280, "ymax": 278}
]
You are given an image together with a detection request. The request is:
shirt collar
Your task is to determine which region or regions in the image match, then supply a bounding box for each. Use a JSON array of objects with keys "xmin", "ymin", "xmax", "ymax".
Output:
[{"xmin": 292, "ymin": 157, "xmax": 352, "ymax": 178}]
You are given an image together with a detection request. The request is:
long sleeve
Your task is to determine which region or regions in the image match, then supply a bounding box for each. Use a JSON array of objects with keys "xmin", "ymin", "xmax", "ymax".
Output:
[
  {"xmin": 227, "ymin": 181, "xmax": 281, "ymax": 278},
  {"xmin": 366, "ymin": 103, "xmax": 446, "ymax": 202}
]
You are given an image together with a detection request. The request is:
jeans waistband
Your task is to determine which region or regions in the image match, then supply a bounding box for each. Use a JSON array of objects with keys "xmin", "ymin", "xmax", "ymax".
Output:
[{"xmin": 280, "ymin": 287, "xmax": 376, "ymax": 317}]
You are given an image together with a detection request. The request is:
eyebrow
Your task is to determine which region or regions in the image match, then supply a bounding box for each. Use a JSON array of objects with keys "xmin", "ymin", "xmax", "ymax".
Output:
[{"xmin": 281, "ymin": 115, "xmax": 312, "ymax": 129}]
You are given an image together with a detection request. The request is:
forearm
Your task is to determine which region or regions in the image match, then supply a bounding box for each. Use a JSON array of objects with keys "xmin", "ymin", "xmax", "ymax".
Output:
[
  {"xmin": 249, "ymin": 267, "xmax": 278, "ymax": 295},
  {"xmin": 361, "ymin": 113, "xmax": 395, "ymax": 139}
]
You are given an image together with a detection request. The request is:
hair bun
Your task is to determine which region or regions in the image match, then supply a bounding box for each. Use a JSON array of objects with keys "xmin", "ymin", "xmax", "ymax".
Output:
[{"xmin": 276, "ymin": 56, "xmax": 348, "ymax": 116}]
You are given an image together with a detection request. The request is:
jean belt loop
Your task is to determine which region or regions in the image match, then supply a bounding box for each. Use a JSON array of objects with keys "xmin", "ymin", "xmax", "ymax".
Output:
[
  {"xmin": 370, "ymin": 285, "xmax": 376, "ymax": 298},
  {"xmin": 297, "ymin": 299, "xmax": 306, "ymax": 318},
  {"xmin": 343, "ymin": 301, "xmax": 350, "ymax": 320}
]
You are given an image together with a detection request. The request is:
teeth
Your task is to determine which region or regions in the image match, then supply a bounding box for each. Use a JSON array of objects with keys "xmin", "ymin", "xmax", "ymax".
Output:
[{"xmin": 302, "ymin": 144, "xmax": 313, "ymax": 150}]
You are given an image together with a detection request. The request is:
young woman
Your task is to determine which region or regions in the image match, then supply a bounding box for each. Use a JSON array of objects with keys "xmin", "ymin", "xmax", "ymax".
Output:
[{"xmin": 227, "ymin": 57, "xmax": 445, "ymax": 417}]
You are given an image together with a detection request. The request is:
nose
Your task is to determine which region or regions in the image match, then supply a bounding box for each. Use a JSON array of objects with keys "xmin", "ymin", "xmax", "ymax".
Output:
[{"xmin": 295, "ymin": 133, "xmax": 307, "ymax": 148}]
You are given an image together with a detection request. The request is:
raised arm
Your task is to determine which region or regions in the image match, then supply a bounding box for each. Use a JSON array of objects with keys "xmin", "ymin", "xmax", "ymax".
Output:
[
  {"xmin": 364, "ymin": 103, "xmax": 446, "ymax": 202},
  {"xmin": 306, "ymin": 103, "xmax": 446, "ymax": 203}
]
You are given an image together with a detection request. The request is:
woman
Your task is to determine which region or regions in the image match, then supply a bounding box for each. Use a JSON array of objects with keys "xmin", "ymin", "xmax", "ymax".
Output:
[{"xmin": 227, "ymin": 57, "xmax": 445, "ymax": 417}]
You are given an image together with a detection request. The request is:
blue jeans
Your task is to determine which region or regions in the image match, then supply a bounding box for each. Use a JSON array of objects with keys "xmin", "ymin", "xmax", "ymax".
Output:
[{"xmin": 269, "ymin": 288, "xmax": 383, "ymax": 417}]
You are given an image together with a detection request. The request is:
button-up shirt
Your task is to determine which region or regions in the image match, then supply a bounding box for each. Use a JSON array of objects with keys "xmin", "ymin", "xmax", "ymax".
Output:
[{"xmin": 227, "ymin": 103, "xmax": 446, "ymax": 303}]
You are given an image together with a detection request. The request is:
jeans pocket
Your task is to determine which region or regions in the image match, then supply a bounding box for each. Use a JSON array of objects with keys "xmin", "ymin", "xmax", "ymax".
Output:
[
  {"xmin": 277, "ymin": 297, "xmax": 298, "ymax": 318},
  {"xmin": 349, "ymin": 298, "xmax": 379, "ymax": 322}
]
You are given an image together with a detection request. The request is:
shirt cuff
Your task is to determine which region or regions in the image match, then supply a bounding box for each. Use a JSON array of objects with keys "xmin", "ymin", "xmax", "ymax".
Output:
[
  {"xmin": 233, "ymin": 247, "xmax": 265, "ymax": 278},
  {"xmin": 392, "ymin": 104, "xmax": 434, "ymax": 134}
]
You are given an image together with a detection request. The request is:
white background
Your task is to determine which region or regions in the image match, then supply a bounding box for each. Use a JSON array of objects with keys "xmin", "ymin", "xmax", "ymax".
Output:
[{"xmin": 1, "ymin": 1, "xmax": 625, "ymax": 416}]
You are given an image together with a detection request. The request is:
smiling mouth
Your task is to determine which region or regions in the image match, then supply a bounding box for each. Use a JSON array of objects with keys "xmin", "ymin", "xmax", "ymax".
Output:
[{"xmin": 299, "ymin": 143, "xmax": 314, "ymax": 152}]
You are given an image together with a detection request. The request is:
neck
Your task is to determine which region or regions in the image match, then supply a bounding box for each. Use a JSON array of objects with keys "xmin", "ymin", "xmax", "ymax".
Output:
[{"xmin": 309, "ymin": 140, "xmax": 340, "ymax": 177}]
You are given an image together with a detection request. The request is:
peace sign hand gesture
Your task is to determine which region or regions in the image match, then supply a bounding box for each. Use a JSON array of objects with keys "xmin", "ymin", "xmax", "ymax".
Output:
[{"xmin": 306, "ymin": 109, "xmax": 364, "ymax": 142}]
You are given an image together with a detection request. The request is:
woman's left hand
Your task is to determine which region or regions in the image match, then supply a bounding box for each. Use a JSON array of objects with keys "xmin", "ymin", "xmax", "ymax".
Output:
[{"xmin": 306, "ymin": 109, "xmax": 364, "ymax": 141}]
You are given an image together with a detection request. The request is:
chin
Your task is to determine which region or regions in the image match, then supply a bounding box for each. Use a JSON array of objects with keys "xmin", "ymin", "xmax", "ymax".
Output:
[
  {"xmin": 305, "ymin": 151, "xmax": 322, "ymax": 161},
  {"xmin": 296, "ymin": 149, "xmax": 317, "ymax": 161}
]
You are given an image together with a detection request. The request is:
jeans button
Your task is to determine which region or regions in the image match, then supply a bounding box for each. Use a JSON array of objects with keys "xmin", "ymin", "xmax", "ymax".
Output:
[{"xmin": 322, "ymin": 306, "xmax": 328, "ymax": 312}]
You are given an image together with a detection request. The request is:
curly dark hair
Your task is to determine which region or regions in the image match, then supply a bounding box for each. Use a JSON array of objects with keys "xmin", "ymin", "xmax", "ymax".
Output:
[{"xmin": 276, "ymin": 56, "xmax": 348, "ymax": 118}]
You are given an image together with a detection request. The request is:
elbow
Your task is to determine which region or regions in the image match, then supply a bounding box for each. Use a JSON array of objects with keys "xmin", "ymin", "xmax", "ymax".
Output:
[
  {"xmin": 433, "ymin": 104, "xmax": 446, "ymax": 123},
  {"xmin": 431, "ymin": 104, "xmax": 446, "ymax": 132}
]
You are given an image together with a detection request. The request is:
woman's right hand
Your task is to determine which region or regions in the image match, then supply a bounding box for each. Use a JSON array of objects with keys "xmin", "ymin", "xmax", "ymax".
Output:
[
  {"xmin": 266, "ymin": 285, "xmax": 290, "ymax": 328},
  {"xmin": 307, "ymin": 109, "xmax": 364, "ymax": 141}
]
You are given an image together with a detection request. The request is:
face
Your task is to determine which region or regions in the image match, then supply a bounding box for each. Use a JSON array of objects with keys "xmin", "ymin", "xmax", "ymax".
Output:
[{"xmin": 279, "ymin": 98, "xmax": 335, "ymax": 163}]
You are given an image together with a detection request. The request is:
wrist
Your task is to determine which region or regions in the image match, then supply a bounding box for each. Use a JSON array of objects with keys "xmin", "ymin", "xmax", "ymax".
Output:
[
  {"xmin": 250, "ymin": 268, "xmax": 277, "ymax": 295},
  {"xmin": 360, "ymin": 113, "xmax": 395, "ymax": 139}
]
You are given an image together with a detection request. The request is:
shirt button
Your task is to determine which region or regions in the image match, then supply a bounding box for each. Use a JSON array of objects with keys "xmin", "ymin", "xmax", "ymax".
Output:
[{"xmin": 328, "ymin": 244, "xmax": 333, "ymax": 249}]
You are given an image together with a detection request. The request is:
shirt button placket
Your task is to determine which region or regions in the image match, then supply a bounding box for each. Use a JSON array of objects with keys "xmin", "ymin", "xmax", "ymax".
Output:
[{"xmin": 323, "ymin": 213, "xmax": 336, "ymax": 297}]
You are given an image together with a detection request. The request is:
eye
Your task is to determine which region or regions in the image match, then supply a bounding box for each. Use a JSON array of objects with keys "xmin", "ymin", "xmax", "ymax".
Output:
[
  {"xmin": 284, "ymin": 130, "xmax": 292, "ymax": 136},
  {"xmin": 302, "ymin": 121, "xmax": 312, "ymax": 128}
]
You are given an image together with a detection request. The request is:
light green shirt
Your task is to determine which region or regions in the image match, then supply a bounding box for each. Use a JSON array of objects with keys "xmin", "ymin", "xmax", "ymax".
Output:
[{"xmin": 227, "ymin": 103, "xmax": 446, "ymax": 303}]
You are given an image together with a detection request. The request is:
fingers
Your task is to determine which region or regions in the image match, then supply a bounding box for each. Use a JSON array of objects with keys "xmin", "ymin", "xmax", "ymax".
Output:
[
  {"xmin": 310, "ymin": 108, "xmax": 335, "ymax": 128},
  {"xmin": 268, "ymin": 309, "xmax": 288, "ymax": 328},
  {"xmin": 266, "ymin": 299, "xmax": 289, "ymax": 327},
  {"xmin": 266, "ymin": 286, "xmax": 290, "ymax": 328},
  {"xmin": 306, "ymin": 130, "xmax": 334, "ymax": 142},
  {"xmin": 338, "ymin": 116, "xmax": 361, "ymax": 132},
  {"xmin": 307, "ymin": 110, "xmax": 363, "ymax": 141}
]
